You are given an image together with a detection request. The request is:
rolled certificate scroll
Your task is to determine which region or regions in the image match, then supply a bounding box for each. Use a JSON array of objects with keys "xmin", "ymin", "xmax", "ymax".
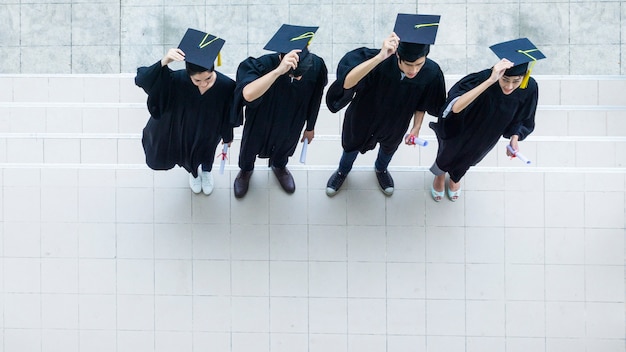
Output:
[
  {"xmin": 507, "ymin": 145, "xmax": 531, "ymax": 164},
  {"xmin": 299, "ymin": 138, "xmax": 309, "ymax": 164},
  {"xmin": 219, "ymin": 144, "xmax": 228, "ymax": 174},
  {"xmin": 404, "ymin": 134, "xmax": 428, "ymax": 147}
]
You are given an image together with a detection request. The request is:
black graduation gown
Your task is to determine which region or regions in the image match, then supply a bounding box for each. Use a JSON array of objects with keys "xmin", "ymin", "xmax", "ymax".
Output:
[
  {"xmin": 326, "ymin": 48, "xmax": 446, "ymax": 154},
  {"xmin": 429, "ymin": 69, "xmax": 538, "ymax": 182},
  {"xmin": 232, "ymin": 53, "xmax": 328, "ymax": 168},
  {"xmin": 135, "ymin": 61, "xmax": 235, "ymax": 177}
]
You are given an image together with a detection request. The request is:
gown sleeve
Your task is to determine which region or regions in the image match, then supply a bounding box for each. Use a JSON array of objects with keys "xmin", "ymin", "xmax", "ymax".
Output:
[
  {"xmin": 325, "ymin": 48, "xmax": 379, "ymax": 113},
  {"xmin": 231, "ymin": 56, "xmax": 272, "ymax": 127},
  {"xmin": 417, "ymin": 61, "xmax": 447, "ymax": 117},
  {"xmin": 220, "ymin": 77, "xmax": 236, "ymax": 143},
  {"xmin": 430, "ymin": 70, "xmax": 490, "ymax": 140},
  {"xmin": 503, "ymin": 78, "xmax": 538, "ymax": 141},
  {"xmin": 305, "ymin": 56, "xmax": 329, "ymax": 131},
  {"xmin": 135, "ymin": 61, "xmax": 173, "ymax": 120},
  {"xmin": 445, "ymin": 70, "xmax": 491, "ymax": 114},
  {"xmin": 221, "ymin": 104, "xmax": 235, "ymax": 143}
]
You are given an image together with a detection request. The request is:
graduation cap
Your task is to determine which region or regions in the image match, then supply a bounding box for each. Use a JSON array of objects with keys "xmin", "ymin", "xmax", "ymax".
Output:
[
  {"xmin": 393, "ymin": 13, "xmax": 441, "ymax": 45},
  {"xmin": 489, "ymin": 38, "xmax": 546, "ymax": 89},
  {"xmin": 263, "ymin": 24, "xmax": 319, "ymax": 56},
  {"xmin": 178, "ymin": 28, "xmax": 225, "ymax": 69}
]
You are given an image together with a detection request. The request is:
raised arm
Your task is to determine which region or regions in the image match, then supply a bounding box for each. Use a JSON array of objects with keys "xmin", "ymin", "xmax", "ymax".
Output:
[
  {"xmin": 161, "ymin": 48, "xmax": 185, "ymax": 67},
  {"xmin": 242, "ymin": 49, "xmax": 301, "ymax": 102},
  {"xmin": 451, "ymin": 58, "xmax": 514, "ymax": 113},
  {"xmin": 343, "ymin": 32, "xmax": 400, "ymax": 89}
]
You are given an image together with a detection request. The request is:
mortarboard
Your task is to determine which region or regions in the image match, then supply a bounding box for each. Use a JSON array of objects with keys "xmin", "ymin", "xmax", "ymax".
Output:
[
  {"xmin": 393, "ymin": 13, "xmax": 441, "ymax": 45},
  {"xmin": 178, "ymin": 28, "xmax": 225, "ymax": 69},
  {"xmin": 489, "ymin": 38, "xmax": 546, "ymax": 89},
  {"xmin": 263, "ymin": 24, "xmax": 319, "ymax": 56}
]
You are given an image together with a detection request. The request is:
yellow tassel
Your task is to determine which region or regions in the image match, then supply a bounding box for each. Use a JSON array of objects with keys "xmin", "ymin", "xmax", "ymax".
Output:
[
  {"xmin": 217, "ymin": 52, "xmax": 222, "ymax": 67},
  {"xmin": 520, "ymin": 61, "xmax": 536, "ymax": 89},
  {"xmin": 290, "ymin": 32, "xmax": 315, "ymax": 42},
  {"xmin": 414, "ymin": 23, "xmax": 439, "ymax": 29}
]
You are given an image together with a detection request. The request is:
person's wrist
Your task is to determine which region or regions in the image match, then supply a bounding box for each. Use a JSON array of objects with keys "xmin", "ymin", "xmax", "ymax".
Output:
[{"xmin": 272, "ymin": 67, "xmax": 285, "ymax": 77}]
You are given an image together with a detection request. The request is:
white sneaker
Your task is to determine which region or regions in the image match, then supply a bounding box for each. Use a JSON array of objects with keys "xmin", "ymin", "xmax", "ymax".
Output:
[
  {"xmin": 200, "ymin": 171, "xmax": 214, "ymax": 195},
  {"xmin": 189, "ymin": 173, "xmax": 202, "ymax": 194}
]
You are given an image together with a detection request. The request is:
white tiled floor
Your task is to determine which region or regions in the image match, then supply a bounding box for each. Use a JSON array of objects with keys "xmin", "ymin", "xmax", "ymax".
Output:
[
  {"xmin": 1, "ymin": 74, "xmax": 625, "ymax": 351},
  {"xmin": 1, "ymin": 165, "xmax": 624, "ymax": 352}
]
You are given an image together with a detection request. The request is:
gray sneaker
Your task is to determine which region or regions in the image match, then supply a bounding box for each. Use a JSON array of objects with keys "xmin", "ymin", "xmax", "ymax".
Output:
[
  {"xmin": 375, "ymin": 169, "xmax": 394, "ymax": 196},
  {"xmin": 326, "ymin": 170, "xmax": 347, "ymax": 197}
]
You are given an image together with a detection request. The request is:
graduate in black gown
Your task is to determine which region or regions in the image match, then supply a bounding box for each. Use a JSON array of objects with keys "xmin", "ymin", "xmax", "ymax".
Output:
[
  {"xmin": 231, "ymin": 24, "xmax": 328, "ymax": 198},
  {"xmin": 135, "ymin": 29, "xmax": 235, "ymax": 195},
  {"xmin": 325, "ymin": 14, "xmax": 446, "ymax": 197},
  {"xmin": 429, "ymin": 38, "xmax": 545, "ymax": 202}
]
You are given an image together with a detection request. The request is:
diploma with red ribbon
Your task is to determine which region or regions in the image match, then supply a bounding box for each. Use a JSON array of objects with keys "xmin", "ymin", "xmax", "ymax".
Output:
[
  {"xmin": 405, "ymin": 134, "xmax": 428, "ymax": 147},
  {"xmin": 507, "ymin": 145, "xmax": 531, "ymax": 164},
  {"xmin": 219, "ymin": 144, "xmax": 228, "ymax": 174}
]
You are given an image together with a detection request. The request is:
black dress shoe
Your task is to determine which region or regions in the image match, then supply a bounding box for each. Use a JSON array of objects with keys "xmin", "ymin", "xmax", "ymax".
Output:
[
  {"xmin": 234, "ymin": 170, "xmax": 253, "ymax": 198},
  {"xmin": 271, "ymin": 166, "xmax": 295, "ymax": 193}
]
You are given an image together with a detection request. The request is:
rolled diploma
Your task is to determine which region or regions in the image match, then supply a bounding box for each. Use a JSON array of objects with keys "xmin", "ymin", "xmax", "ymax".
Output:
[
  {"xmin": 299, "ymin": 138, "xmax": 309, "ymax": 164},
  {"xmin": 219, "ymin": 144, "xmax": 228, "ymax": 174},
  {"xmin": 405, "ymin": 134, "xmax": 428, "ymax": 147},
  {"xmin": 507, "ymin": 145, "xmax": 531, "ymax": 164}
]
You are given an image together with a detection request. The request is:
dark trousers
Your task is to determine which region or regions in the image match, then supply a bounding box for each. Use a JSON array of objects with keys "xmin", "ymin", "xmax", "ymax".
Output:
[{"xmin": 338, "ymin": 148, "xmax": 395, "ymax": 174}]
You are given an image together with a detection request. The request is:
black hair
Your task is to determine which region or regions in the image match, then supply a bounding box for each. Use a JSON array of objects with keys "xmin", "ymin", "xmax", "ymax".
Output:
[
  {"xmin": 185, "ymin": 61, "xmax": 214, "ymax": 76},
  {"xmin": 504, "ymin": 63, "xmax": 528, "ymax": 77},
  {"xmin": 397, "ymin": 42, "xmax": 430, "ymax": 62}
]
